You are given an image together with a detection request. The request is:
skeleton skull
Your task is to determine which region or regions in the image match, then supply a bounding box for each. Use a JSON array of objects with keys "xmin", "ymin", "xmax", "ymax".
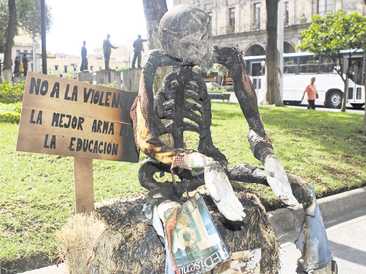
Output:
[{"xmin": 158, "ymin": 5, "xmax": 211, "ymax": 65}]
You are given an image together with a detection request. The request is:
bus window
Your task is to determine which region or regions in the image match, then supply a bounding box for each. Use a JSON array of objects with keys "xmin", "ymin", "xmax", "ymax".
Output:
[
  {"xmin": 253, "ymin": 78, "xmax": 258, "ymax": 89},
  {"xmin": 319, "ymin": 56, "xmax": 335, "ymax": 73},
  {"xmin": 298, "ymin": 55, "xmax": 320, "ymax": 73},
  {"xmin": 251, "ymin": 62, "xmax": 264, "ymax": 76},
  {"xmin": 356, "ymin": 87, "xmax": 362, "ymax": 100},
  {"xmin": 348, "ymin": 87, "xmax": 354, "ymax": 99},
  {"xmin": 349, "ymin": 57, "xmax": 363, "ymax": 85},
  {"xmin": 284, "ymin": 56, "xmax": 298, "ymax": 74}
]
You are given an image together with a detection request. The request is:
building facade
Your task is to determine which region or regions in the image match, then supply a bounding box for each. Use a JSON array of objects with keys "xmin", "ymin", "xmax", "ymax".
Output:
[{"xmin": 173, "ymin": 0, "xmax": 366, "ymax": 56}]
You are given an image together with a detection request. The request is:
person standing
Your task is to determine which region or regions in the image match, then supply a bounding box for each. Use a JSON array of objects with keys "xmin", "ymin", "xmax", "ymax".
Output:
[
  {"xmin": 131, "ymin": 35, "xmax": 147, "ymax": 69},
  {"xmin": 103, "ymin": 34, "xmax": 117, "ymax": 71},
  {"xmin": 13, "ymin": 55, "xmax": 20, "ymax": 79},
  {"xmin": 302, "ymin": 77, "xmax": 318, "ymax": 110},
  {"xmin": 22, "ymin": 53, "xmax": 28, "ymax": 77},
  {"xmin": 80, "ymin": 41, "xmax": 88, "ymax": 71}
]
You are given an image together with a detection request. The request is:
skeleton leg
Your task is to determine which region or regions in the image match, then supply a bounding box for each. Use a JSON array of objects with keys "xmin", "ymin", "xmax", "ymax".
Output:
[
  {"xmin": 138, "ymin": 158, "xmax": 206, "ymax": 200},
  {"xmin": 230, "ymin": 165, "xmax": 337, "ymax": 273},
  {"xmin": 291, "ymin": 176, "xmax": 336, "ymax": 274}
]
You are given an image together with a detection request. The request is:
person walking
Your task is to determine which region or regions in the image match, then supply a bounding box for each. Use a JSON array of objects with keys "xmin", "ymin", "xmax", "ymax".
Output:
[
  {"xmin": 22, "ymin": 53, "xmax": 28, "ymax": 77},
  {"xmin": 80, "ymin": 41, "xmax": 88, "ymax": 71},
  {"xmin": 131, "ymin": 35, "xmax": 147, "ymax": 69},
  {"xmin": 103, "ymin": 34, "xmax": 117, "ymax": 71},
  {"xmin": 302, "ymin": 77, "xmax": 318, "ymax": 110}
]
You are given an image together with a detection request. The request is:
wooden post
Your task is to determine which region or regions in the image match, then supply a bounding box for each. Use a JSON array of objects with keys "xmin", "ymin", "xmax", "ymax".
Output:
[{"xmin": 74, "ymin": 157, "xmax": 94, "ymax": 213}]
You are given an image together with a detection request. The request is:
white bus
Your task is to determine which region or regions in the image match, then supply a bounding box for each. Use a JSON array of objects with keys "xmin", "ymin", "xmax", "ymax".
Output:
[{"xmin": 244, "ymin": 52, "xmax": 365, "ymax": 109}]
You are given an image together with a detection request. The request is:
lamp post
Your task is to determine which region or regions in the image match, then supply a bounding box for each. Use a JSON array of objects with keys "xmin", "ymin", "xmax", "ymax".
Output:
[{"xmin": 40, "ymin": 0, "xmax": 47, "ymax": 74}]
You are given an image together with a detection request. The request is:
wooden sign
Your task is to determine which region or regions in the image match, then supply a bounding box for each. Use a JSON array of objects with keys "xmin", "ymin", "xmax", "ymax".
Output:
[{"xmin": 17, "ymin": 72, "xmax": 139, "ymax": 162}]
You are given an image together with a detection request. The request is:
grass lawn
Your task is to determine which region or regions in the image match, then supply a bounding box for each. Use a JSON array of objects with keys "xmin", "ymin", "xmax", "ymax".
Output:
[{"xmin": 0, "ymin": 103, "xmax": 366, "ymax": 270}]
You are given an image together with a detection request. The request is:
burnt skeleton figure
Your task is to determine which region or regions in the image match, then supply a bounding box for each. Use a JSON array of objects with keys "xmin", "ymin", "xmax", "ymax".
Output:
[{"xmin": 130, "ymin": 5, "xmax": 337, "ymax": 274}]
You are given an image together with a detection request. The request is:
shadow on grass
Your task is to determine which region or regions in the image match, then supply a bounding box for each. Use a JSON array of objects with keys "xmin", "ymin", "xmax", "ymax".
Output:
[
  {"xmin": 213, "ymin": 104, "xmax": 366, "ymax": 160},
  {"xmin": 261, "ymin": 107, "xmax": 366, "ymax": 159}
]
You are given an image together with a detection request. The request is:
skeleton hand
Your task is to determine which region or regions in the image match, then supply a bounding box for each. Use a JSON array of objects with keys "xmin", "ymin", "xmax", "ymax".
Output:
[
  {"xmin": 213, "ymin": 46, "xmax": 243, "ymax": 71},
  {"xmin": 264, "ymin": 155, "xmax": 300, "ymax": 208},
  {"xmin": 172, "ymin": 152, "xmax": 246, "ymax": 222},
  {"xmin": 199, "ymin": 144, "xmax": 228, "ymax": 168}
]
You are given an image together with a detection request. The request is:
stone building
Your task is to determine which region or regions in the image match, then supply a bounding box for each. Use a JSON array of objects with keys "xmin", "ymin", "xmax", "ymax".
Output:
[{"xmin": 173, "ymin": 0, "xmax": 366, "ymax": 55}]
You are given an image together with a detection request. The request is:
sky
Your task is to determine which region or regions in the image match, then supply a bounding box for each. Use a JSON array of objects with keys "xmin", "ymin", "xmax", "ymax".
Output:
[{"xmin": 47, "ymin": 0, "xmax": 173, "ymax": 55}]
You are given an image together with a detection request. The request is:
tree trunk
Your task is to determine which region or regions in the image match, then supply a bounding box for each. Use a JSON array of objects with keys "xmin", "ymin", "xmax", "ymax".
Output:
[
  {"xmin": 362, "ymin": 52, "xmax": 366, "ymax": 133},
  {"xmin": 341, "ymin": 57, "xmax": 351, "ymax": 112},
  {"xmin": 142, "ymin": 0, "xmax": 168, "ymax": 50},
  {"xmin": 142, "ymin": 0, "xmax": 169, "ymax": 94},
  {"xmin": 341, "ymin": 77, "xmax": 349, "ymax": 112},
  {"xmin": 3, "ymin": 0, "xmax": 16, "ymax": 82},
  {"xmin": 364, "ymin": 81, "xmax": 366, "ymax": 133},
  {"xmin": 265, "ymin": 0, "xmax": 283, "ymax": 106}
]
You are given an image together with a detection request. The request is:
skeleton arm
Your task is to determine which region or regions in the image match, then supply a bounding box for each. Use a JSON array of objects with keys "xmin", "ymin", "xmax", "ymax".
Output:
[
  {"xmin": 214, "ymin": 47, "xmax": 273, "ymax": 161},
  {"xmin": 214, "ymin": 47, "xmax": 299, "ymax": 207}
]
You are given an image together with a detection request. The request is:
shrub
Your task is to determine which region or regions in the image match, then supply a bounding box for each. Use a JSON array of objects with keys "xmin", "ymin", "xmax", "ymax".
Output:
[
  {"xmin": 0, "ymin": 111, "xmax": 20, "ymax": 123},
  {"xmin": 56, "ymin": 214, "xmax": 106, "ymax": 274},
  {"xmin": 0, "ymin": 81, "xmax": 24, "ymax": 103},
  {"xmin": 14, "ymin": 102, "xmax": 22, "ymax": 113}
]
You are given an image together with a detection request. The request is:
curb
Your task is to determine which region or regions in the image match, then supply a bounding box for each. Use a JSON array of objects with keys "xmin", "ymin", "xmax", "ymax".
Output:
[{"xmin": 268, "ymin": 186, "xmax": 366, "ymax": 242}]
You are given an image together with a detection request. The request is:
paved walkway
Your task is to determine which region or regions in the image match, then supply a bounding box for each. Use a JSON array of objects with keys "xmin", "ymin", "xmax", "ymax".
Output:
[
  {"xmin": 280, "ymin": 214, "xmax": 366, "ymax": 274},
  {"xmin": 21, "ymin": 214, "xmax": 366, "ymax": 274}
]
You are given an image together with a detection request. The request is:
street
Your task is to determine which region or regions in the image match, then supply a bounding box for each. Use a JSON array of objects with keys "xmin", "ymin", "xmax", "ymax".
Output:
[{"xmin": 287, "ymin": 105, "xmax": 365, "ymax": 114}]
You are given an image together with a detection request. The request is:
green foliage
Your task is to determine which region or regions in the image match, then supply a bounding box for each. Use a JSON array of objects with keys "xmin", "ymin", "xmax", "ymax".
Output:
[
  {"xmin": 208, "ymin": 64, "xmax": 228, "ymax": 76},
  {"xmin": 300, "ymin": 11, "xmax": 366, "ymax": 55},
  {"xmin": 207, "ymin": 86, "xmax": 227, "ymax": 93},
  {"xmin": 0, "ymin": 111, "xmax": 20, "ymax": 123},
  {"xmin": 0, "ymin": 101, "xmax": 21, "ymax": 112},
  {"xmin": 0, "ymin": 0, "xmax": 51, "ymax": 51},
  {"xmin": 0, "ymin": 81, "xmax": 24, "ymax": 103},
  {"xmin": 300, "ymin": 11, "xmax": 366, "ymax": 111}
]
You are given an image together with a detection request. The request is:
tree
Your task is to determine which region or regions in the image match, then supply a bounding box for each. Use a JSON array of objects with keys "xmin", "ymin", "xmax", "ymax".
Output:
[
  {"xmin": 0, "ymin": 0, "xmax": 51, "ymax": 48},
  {"xmin": 142, "ymin": 0, "xmax": 168, "ymax": 93},
  {"xmin": 142, "ymin": 0, "xmax": 168, "ymax": 49},
  {"xmin": 300, "ymin": 11, "xmax": 366, "ymax": 112},
  {"xmin": 0, "ymin": 0, "xmax": 51, "ymax": 80},
  {"xmin": 265, "ymin": 0, "xmax": 283, "ymax": 106},
  {"xmin": 363, "ymin": 52, "xmax": 366, "ymax": 133},
  {"xmin": 3, "ymin": 0, "xmax": 16, "ymax": 81}
]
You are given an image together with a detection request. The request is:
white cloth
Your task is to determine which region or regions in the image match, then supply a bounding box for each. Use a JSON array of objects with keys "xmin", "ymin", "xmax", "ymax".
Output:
[
  {"xmin": 264, "ymin": 155, "xmax": 300, "ymax": 208},
  {"xmin": 183, "ymin": 152, "xmax": 246, "ymax": 222}
]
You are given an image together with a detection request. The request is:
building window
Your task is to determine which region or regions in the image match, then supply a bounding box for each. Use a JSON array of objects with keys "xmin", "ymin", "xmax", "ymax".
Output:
[
  {"xmin": 253, "ymin": 2, "xmax": 261, "ymax": 30},
  {"xmin": 228, "ymin": 7, "xmax": 235, "ymax": 33},
  {"xmin": 314, "ymin": 0, "xmax": 336, "ymax": 15},
  {"xmin": 208, "ymin": 11, "xmax": 213, "ymax": 35},
  {"xmin": 284, "ymin": 1, "xmax": 289, "ymax": 26}
]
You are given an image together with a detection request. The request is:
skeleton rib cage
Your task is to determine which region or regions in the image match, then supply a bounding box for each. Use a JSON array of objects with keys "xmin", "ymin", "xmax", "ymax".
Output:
[{"xmin": 154, "ymin": 67, "xmax": 217, "ymax": 156}]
